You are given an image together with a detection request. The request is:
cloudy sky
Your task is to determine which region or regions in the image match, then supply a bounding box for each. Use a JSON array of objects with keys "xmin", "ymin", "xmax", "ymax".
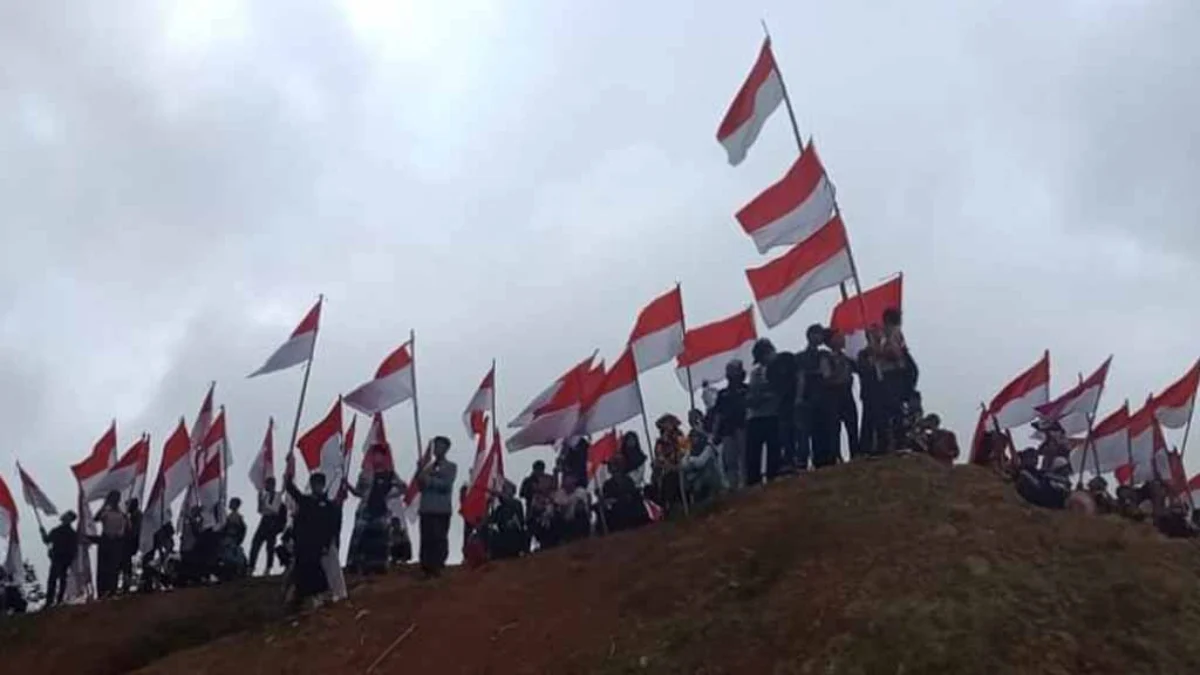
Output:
[{"xmin": 2, "ymin": 0, "xmax": 1198, "ymax": 568}]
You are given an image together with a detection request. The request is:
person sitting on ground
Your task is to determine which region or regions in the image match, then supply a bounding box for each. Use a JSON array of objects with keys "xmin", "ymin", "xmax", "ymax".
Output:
[
  {"xmin": 1015, "ymin": 456, "xmax": 1072, "ymax": 509},
  {"xmin": 683, "ymin": 408, "xmax": 725, "ymax": 504},
  {"xmin": 602, "ymin": 455, "xmax": 648, "ymax": 532},
  {"xmin": 1155, "ymin": 499, "xmax": 1194, "ymax": 539},
  {"xmin": 618, "ymin": 432, "xmax": 648, "ymax": 485},
  {"xmin": 1032, "ymin": 419, "xmax": 1071, "ymax": 472},
  {"xmin": 218, "ymin": 497, "xmax": 248, "ymax": 581},
  {"xmin": 284, "ymin": 471, "xmax": 340, "ymax": 608},
  {"xmin": 40, "ymin": 511, "xmax": 78, "ymax": 608},
  {"xmin": 1087, "ymin": 477, "xmax": 1116, "ymax": 515},
  {"xmin": 551, "ymin": 474, "xmax": 591, "ymax": 543},
  {"xmin": 249, "ymin": 476, "xmax": 286, "ymax": 576},
  {"xmin": 0, "ymin": 567, "xmax": 26, "ymax": 615},
  {"xmin": 485, "ymin": 480, "xmax": 528, "ymax": 560},
  {"xmin": 653, "ymin": 413, "xmax": 689, "ymax": 512}
]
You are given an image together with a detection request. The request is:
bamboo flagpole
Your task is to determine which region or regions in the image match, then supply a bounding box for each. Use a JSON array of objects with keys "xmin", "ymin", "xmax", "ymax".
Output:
[
  {"xmin": 286, "ymin": 295, "xmax": 324, "ymax": 459},
  {"xmin": 409, "ymin": 329, "xmax": 425, "ymax": 456}
]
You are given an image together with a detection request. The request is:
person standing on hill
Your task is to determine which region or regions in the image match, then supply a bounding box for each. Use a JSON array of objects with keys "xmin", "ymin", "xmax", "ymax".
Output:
[
  {"xmin": 764, "ymin": 343, "xmax": 799, "ymax": 472},
  {"xmin": 417, "ymin": 436, "xmax": 457, "ymax": 578},
  {"xmin": 878, "ymin": 308, "xmax": 917, "ymax": 449},
  {"xmin": 856, "ymin": 326, "xmax": 885, "ymax": 456},
  {"xmin": 249, "ymin": 477, "xmax": 286, "ymax": 576},
  {"xmin": 797, "ymin": 325, "xmax": 835, "ymax": 468},
  {"xmin": 284, "ymin": 471, "xmax": 339, "ymax": 608},
  {"xmin": 825, "ymin": 330, "xmax": 860, "ymax": 460},
  {"xmin": 119, "ymin": 498, "xmax": 141, "ymax": 592},
  {"xmin": 745, "ymin": 339, "xmax": 781, "ymax": 485},
  {"xmin": 712, "ymin": 360, "xmax": 748, "ymax": 489},
  {"xmin": 40, "ymin": 511, "xmax": 78, "ymax": 607},
  {"xmin": 93, "ymin": 490, "xmax": 130, "ymax": 598}
]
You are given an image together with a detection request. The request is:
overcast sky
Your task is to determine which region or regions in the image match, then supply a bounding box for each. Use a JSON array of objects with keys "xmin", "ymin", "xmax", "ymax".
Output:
[{"xmin": 2, "ymin": 1, "xmax": 1198, "ymax": 569}]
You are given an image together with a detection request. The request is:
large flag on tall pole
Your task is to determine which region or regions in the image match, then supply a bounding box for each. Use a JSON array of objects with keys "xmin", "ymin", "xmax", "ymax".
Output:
[
  {"xmin": 716, "ymin": 38, "xmax": 784, "ymax": 166},
  {"xmin": 462, "ymin": 364, "xmax": 496, "ymax": 436},
  {"xmin": 72, "ymin": 422, "xmax": 118, "ymax": 502},
  {"xmin": 628, "ymin": 285, "xmax": 686, "ymax": 373},
  {"xmin": 139, "ymin": 420, "xmax": 192, "ymax": 553},
  {"xmin": 249, "ymin": 300, "xmax": 322, "ymax": 378},
  {"xmin": 984, "ymin": 352, "xmax": 1051, "ymax": 430},
  {"xmin": 1150, "ymin": 359, "xmax": 1199, "ymax": 430},
  {"xmin": 0, "ymin": 473, "xmax": 20, "ymax": 580},
  {"xmin": 746, "ymin": 215, "xmax": 853, "ymax": 328},
  {"xmin": 248, "ymin": 418, "xmax": 275, "ymax": 493},
  {"xmin": 16, "ymin": 462, "xmax": 58, "ymax": 517},
  {"xmin": 736, "ymin": 141, "xmax": 836, "ymax": 254},
  {"xmin": 675, "ymin": 307, "xmax": 757, "ymax": 392},
  {"xmin": 829, "ymin": 274, "xmax": 902, "ymax": 359},
  {"xmin": 345, "ymin": 342, "xmax": 416, "ymax": 415},
  {"xmin": 508, "ymin": 354, "xmax": 597, "ymax": 429},
  {"xmin": 1034, "ymin": 357, "xmax": 1112, "ymax": 437},
  {"xmin": 460, "ymin": 430, "xmax": 505, "ymax": 528},
  {"xmin": 359, "ymin": 413, "xmax": 394, "ymax": 475}
]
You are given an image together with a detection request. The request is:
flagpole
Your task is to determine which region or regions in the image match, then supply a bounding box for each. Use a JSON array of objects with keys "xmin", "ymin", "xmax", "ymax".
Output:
[
  {"xmin": 409, "ymin": 329, "xmax": 425, "ymax": 456},
  {"xmin": 287, "ymin": 295, "xmax": 323, "ymax": 457},
  {"xmin": 18, "ymin": 462, "xmax": 46, "ymax": 533},
  {"xmin": 676, "ymin": 283, "xmax": 696, "ymax": 412},
  {"xmin": 1084, "ymin": 372, "xmax": 1110, "ymax": 487}
]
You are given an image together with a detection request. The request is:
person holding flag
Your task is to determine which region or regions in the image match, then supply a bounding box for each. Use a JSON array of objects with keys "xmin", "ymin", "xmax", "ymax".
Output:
[
  {"xmin": 415, "ymin": 436, "xmax": 457, "ymax": 578},
  {"xmin": 40, "ymin": 511, "xmax": 79, "ymax": 607}
]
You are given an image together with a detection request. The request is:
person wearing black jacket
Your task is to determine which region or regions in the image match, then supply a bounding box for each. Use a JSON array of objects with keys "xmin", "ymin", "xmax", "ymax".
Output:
[
  {"xmin": 284, "ymin": 471, "xmax": 340, "ymax": 607},
  {"xmin": 796, "ymin": 325, "xmax": 835, "ymax": 468},
  {"xmin": 41, "ymin": 511, "xmax": 78, "ymax": 607},
  {"xmin": 711, "ymin": 360, "xmax": 748, "ymax": 489}
]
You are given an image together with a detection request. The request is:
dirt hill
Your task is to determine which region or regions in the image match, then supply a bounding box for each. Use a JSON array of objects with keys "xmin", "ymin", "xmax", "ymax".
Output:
[{"xmin": 4, "ymin": 455, "xmax": 1200, "ymax": 674}]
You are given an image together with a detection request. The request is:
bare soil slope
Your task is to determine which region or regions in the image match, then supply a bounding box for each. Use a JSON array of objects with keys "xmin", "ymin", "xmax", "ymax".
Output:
[{"xmin": 5, "ymin": 456, "xmax": 1200, "ymax": 674}]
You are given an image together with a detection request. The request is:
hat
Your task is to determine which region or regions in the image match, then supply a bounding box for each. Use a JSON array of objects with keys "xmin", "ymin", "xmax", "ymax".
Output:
[{"xmin": 655, "ymin": 413, "xmax": 681, "ymax": 430}]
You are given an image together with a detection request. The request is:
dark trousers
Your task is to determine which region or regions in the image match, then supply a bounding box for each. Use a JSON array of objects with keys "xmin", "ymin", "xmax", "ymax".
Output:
[
  {"xmin": 96, "ymin": 537, "xmax": 122, "ymax": 596},
  {"xmin": 249, "ymin": 525, "xmax": 279, "ymax": 575},
  {"xmin": 419, "ymin": 513, "xmax": 451, "ymax": 576},
  {"xmin": 809, "ymin": 406, "xmax": 838, "ymax": 468},
  {"xmin": 745, "ymin": 415, "xmax": 781, "ymax": 485},
  {"xmin": 835, "ymin": 392, "xmax": 861, "ymax": 459},
  {"xmin": 777, "ymin": 409, "xmax": 797, "ymax": 470},
  {"xmin": 859, "ymin": 395, "xmax": 881, "ymax": 456},
  {"xmin": 47, "ymin": 559, "xmax": 70, "ymax": 606}
]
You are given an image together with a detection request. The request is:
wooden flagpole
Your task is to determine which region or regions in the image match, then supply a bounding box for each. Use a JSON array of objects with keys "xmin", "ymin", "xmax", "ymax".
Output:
[
  {"xmin": 286, "ymin": 295, "xmax": 323, "ymax": 459},
  {"xmin": 676, "ymin": 283, "xmax": 697, "ymax": 412},
  {"xmin": 409, "ymin": 329, "xmax": 425, "ymax": 456}
]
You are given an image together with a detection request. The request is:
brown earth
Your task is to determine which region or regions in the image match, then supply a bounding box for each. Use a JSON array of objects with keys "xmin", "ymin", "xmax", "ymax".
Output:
[{"xmin": 4, "ymin": 455, "xmax": 1200, "ymax": 674}]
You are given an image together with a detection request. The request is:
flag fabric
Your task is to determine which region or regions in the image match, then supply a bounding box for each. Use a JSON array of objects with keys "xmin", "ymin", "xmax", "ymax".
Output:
[
  {"xmin": 1035, "ymin": 357, "xmax": 1111, "ymax": 437},
  {"xmin": 460, "ymin": 430, "xmax": 506, "ymax": 528},
  {"xmin": 1150, "ymin": 360, "xmax": 1199, "ymax": 430},
  {"xmin": 1115, "ymin": 418, "xmax": 1170, "ymax": 486},
  {"xmin": 508, "ymin": 356, "xmax": 597, "ymax": 452},
  {"xmin": 92, "ymin": 435, "xmax": 150, "ymax": 505},
  {"xmin": 582, "ymin": 348, "xmax": 642, "ymax": 434},
  {"xmin": 644, "ymin": 499, "xmax": 664, "ymax": 523},
  {"xmin": 1070, "ymin": 404, "xmax": 1130, "ymax": 474},
  {"xmin": 1126, "ymin": 402, "xmax": 1159, "ymax": 469},
  {"xmin": 16, "ymin": 463, "xmax": 58, "ymax": 517},
  {"xmin": 3, "ymin": 523, "xmax": 18, "ymax": 581},
  {"xmin": 359, "ymin": 413, "xmax": 394, "ymax": 475},
  {"xmin": 716, "ymin": 38, "xmax": 784, "ymax": 166},
  {"xmin": 1188, "ymin": 473, "xmax": 1200, "ymax": 501},
  {"xmin": 297, "ymin": 398, "xmax": 346, "ymax": 489},
  {"xmin": 72, "ymin": 422, "xmax": 118, "ymax": 502},
  {"xmin": 199, "ymin": 409, "xmax": 232, "ymax": 485},
  {"xmin": 628, "ymin": 286, "xmax": 686, "ymax": 373},
  {"xmin": 736, "ymin": 141, "xmax": 837, "ymax": 254},
  {"xmin": 249, "ymin": 299, "xmax": 321, "ymax": 378},
  {"xmin": 338, "ymin": 415, "xmax": 358, "ymax": 500},
  {"xmin": 829, "ymin": 275, "xmax": 903, "ymax": 359},
  {"xmin": 508, "ymin": 354, "xmax": 597, "ymax": 429},
  {"xmin": 0, "ymin": 473, "xmax": 20, "ymax": 580},
  {"xmin": 462, "ymin": 365, "xmax": 496, "ymax": 436},
  {"xmin": 745, "ymin": 215, "xmax": 853, "ymax": 329},
  {"xmin": 190, "ymin": 384, "xmax": 215, "ymax": 467},
  {"xmin": 986, "ymin": 352, "xmax": 1051, "ymax": 430},
  {"xmin": 587, "ymin": 429, "xmax": 619, "ymax": 482},
  {"xmin": 139, "ymin": 420, "xmax": 192, "ymax": 553},
  {"xmin": 248, "ymin": 418, "xmax": 275, "ymax": 493},
  {"xmin": 675, "ymin": 307, "xmax": 757, "ymax": 392},
  {"xmin": 345, "ymin": 342, "xmax": 416, "ymax": 415},
  {"xmin": 196, "ymin": 450, "xmax": 223, "ymax": 528}
]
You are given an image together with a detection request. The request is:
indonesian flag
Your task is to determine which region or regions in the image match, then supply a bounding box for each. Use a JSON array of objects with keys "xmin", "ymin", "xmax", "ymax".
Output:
[
  {"xmin": 508, "ymin": 355, "xmax": 597, "ymax": 452},
  {"xmin": 737, "ymin": 141, "xmax": 837, "ymax": 254},
  {"xmin": 189, "ymin": 384, "xmax": 215, "ymax": 468},
  {"xmin": 1150, "ymin": 360, "xmax": 1199, "ymax": 430},
  {"xmin": 746, "ymin": 215, "xmax": 853, "ymax": 329},
  {"xmin": 587, "ymin": 429, "xmax": 619, "ymax": 483},
  {"xmin": 359, "ymin": 413, "xmax": 394, "ymax": 475},
  {"xmin": 345, "ymin": 342, "xmax": 416, "ymax": 415},
  {"xmin": 462, "ymin": 365, "xmax": 495, "ymax": 436},
  {"xmin": 1115, "ymin": 416, "xmax": 1169, "ymax": 486},
  {"xmin": 248, "ymin": 418, "xmax": 275, "ymax": 493},
  {"xmin": 0, "ymin": 477, "xmax": 20, "ymax": 580},
  {"xmin": 1070, "ymin": 403, "xmax": 1130, "ymax": 474},
  {"xmin": 1188, "ymin": 474, "xmax": 1200, "ymax": 502},
  {"xmin": 139, "ymin": 420, "xmax": 192, "ymax": 553},
  {"xmin": 829, "ymin": 275, "xmax": 903, "ymax": 359},
  {"xmin": 460, "ymin": 430, "xmax": 505, "ymax": 528},
  {"xmin": 508, "ymin": 354, "xmax": 596, "ymax": 429},
  {"xmin": 72, "ymin": 422, "xmax": 118, "ymax": 502},
  {"xmin": 297, "ymin": 397, "xmax": 346, "ymax": 489},
  {"xmin": 1034, "ymin": 357, "xmax": 1111, "ymax": 437},
  {"xmin": 581, "ymin": 348, "xmax": 642, "ymax": 435},
  {"xmin": 92, "ymin": 435, "xmax": 150, "ymax": 505},
  {"xmin": 17, "ymin": 462, "xmax": 58, "ymax": 517},
  {"xmin": 248, "ymin": 299, "xmax": 321, "ymax": 378},
  {"xmin": 628, "ymin": 286, "xmax": 685, "ymax": 373},
  {"xmin": 468, "ymin": 419, "xmax": 490, "ymax": 483},
  {"xmin": 1126, "ymin": 402, "xmax": 1159, "ymax": 468},
  {"xmin": 985, "ymin": 352, "xmax": 1050, "ymax": 430},
  {"xmin": 675, "ymin": 307, "xmax": 757, "ymax": 392},
  {"xmin": 716, "ymin": 38, "xmax": 784, "ymax": 166},
  {"xmin": 196, "ymin": 448, "xmax": 223, "ymax": 527}
]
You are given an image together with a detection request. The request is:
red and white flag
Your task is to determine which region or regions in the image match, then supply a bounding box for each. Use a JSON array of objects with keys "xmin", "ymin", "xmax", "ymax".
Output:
[
  {"xmin": 93, "ymin": 435, "xmax": 150, "ymax": 505},
  {"xmin": 248, "ymin": 418, "xmax": 275, "ymax": 493},
  {"xmin": 746, "ymin": 215, "xmax": 853, "ymax": 328},
  {"xmin": 1187, "ymin": 473, "xmax": 1200, "ymax": 501},
  {"xmin": 1070, "ymin": 403, "xmax": 1130, "ymax": 474},
  {"xmin": 1150, "ymin": 360, "xmax": 1199, "ymax": 430},
  {"xmin": 628, "ymin": 286, "xmax": 685, "ymax": 373},
  {"xmin": 508, "ymin": 355, "xmax": 595, "ymax": 429},
  {"xmin": 829, "ymin": 275, "xmax": 902, "ymax": 359},
  {"xmin": 675, "ymin": 307, "xmax": 757, "ymax": 392},
  {"xmin": 196, "ymin": 448, "xmax": 223, "ymax": 527},
  {"xmin": 985, "ymin": 352, "xmax": 1050, "ymax": 430},
  {"xmin": 16, "ymin": 462, "xmax": 58, "ymax": 517},
  {"xmin": 249, "ymin": 299, "xmax": 321, "ymax": 378},
  {"xmin": 359, "ymin": 413, "xmax": 394, "ymax": 475},
  {"xmin": 139, "ymin": 419, "xmax": 191, "ymax": 553},
  {"xmin": 460, "ymin": 430, "xmax": 506, "ymax": 527},
  {"xmin": 0, "ymin": 473, "xmax": 20, "ymax": 579},
  {"xmin": 462, "ymin": 365, "xmax": 495, "ymax": 436},
  {"xmin": 345, "ymin": 342, "xmax": 416, "ymax": 415},
  {"xmin": 1115, "ymin": 416, "xmax": 1169, "ymax": 486},
  {"xmin": 1035, "ymin": 356, "xmax": 1112, "ymax": 436},
  {"xmin": 1126, "ymin": 402, "xmax": 1160, "ymax": 469},
  {"xmin": 189, "ymin": 384, "xmax": 215, "ymax": 466},
  {"xmin": 581, "ymin": 348, "xmax": 642, "ymax": 435},
  {"xmin": 72, "ymin": 422, "xmax": 118, "ymax": 502},
  {"xmin": 336, "ymin": 415, "xmax": 358, "ymax": 500},
  {"xmin": 587, "ymin": 429, "xmax": 619, "ymax": 483},
  {"xmin": 716, "ymin": 38, "xmax": 784, "ymax": 166},
  {"xmin": 297, "ymin": 398, "xmax": 346, "ymax": 489},
  {"xmin": 737, "ymin": 141, "xmax": 837, "ymax": 254},
  {"xmin": 508, "ymin": 355, "xmax": 597, "ymax": 452}
]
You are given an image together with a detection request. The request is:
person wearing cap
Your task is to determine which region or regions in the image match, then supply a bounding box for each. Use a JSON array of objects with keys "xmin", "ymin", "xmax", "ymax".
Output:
[
  {"xmin": 41, "ymin": 511, "xmax": 79, "ymax": 607},
  {"xmin": 653, "ymin": 413, "xmax": 688, "ymax": 509},
  {"xmin": 284, "ymin": 470, "xmax": 340, "ymax": 607}
]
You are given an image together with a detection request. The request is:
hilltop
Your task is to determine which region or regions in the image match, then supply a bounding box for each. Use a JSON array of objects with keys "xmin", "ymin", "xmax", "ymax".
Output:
[{"xmin": 4, "ymin": 455, "xmax": 1200, "ymax": 674}]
